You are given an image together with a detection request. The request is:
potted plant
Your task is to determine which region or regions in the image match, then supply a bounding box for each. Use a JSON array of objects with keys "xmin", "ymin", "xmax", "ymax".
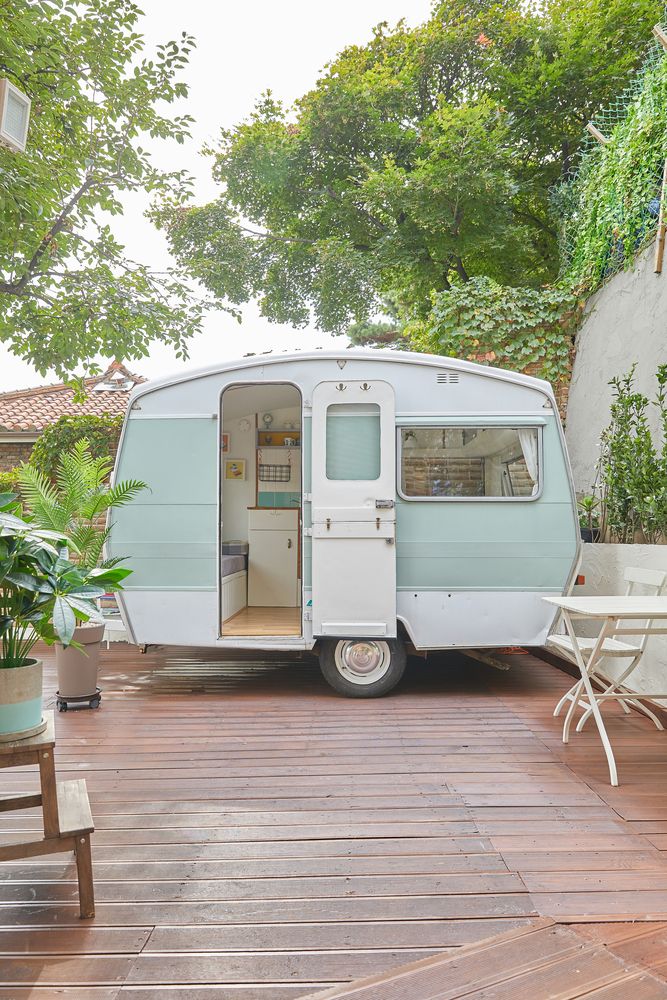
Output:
[
  {"xmin": 17, "ymin": 439, "xmax": 146, "ymax": 702},
  {"xmin": 578, "ymin": 494, "xmax": 601, "ymax": 543},
  {"xmin": 0, "ymin": 492, "xmax": 126, "ymax": 739}
]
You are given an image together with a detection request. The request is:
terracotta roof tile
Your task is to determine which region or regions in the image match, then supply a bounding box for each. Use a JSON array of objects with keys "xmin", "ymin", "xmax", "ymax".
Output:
[{"xmin": 0, "ymin": 361, "xmax": 146, "ymax": 432}]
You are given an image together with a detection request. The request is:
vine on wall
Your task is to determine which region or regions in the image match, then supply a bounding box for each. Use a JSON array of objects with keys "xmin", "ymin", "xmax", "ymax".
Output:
[
  {"xmin": 410, "ymin": 278, "xmax": 582, "ymax": 385},
  {"xmin": 557, "ymin": 45, "xmax": 667, "ymax": 289}
]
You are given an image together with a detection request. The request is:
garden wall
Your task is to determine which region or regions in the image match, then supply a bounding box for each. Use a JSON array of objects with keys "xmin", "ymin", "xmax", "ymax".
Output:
[
  {"xmin": 565, "ymin": 242, "xmax": 667, "ymax": 493},
  {"xmin": 578, "ymin": 543, "xmax": 667, "ymax": 705}
]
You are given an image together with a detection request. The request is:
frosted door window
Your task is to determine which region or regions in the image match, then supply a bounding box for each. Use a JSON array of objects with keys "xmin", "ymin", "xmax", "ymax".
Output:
[
  {"xmin": 326, "ymin": 403, "xmax": 381, "ymax": 481},
  {"xmin": 400, "ymin": 427, "xmax": 539, "ymax": 498}
]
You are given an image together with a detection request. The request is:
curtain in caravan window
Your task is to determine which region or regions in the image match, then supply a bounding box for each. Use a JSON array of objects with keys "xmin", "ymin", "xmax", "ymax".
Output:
[{"xmin": 518, "ymin": 429, "xmax": 539, "ymax": 484}]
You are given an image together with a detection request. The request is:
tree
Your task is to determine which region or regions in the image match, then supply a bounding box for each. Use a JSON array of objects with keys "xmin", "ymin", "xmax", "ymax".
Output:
[
  {"xmin": 157, "ymin": 0, "xmax": 662, "ymax": 336},
  {"xmin": 0, "ymin": 0, "xmax": 205, "ymax": 379}
]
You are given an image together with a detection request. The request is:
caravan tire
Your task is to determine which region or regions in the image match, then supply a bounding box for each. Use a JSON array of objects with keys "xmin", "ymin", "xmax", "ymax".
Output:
[{"xmin": 319, "ymin": 639, "xmax": 406, "ymax": 698}]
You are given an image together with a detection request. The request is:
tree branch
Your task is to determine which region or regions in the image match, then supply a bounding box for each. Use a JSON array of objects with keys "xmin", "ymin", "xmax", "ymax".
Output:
[{"xmin": 0, "ymin": 175, "xmax": 96, "ymax": 295}]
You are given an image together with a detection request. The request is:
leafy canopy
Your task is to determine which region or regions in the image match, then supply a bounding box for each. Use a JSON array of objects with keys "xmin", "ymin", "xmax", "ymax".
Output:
[
  {"xmin": 157, "ymin": 0, "xmax": 663, "ymax": 336},
  {"xmin": 0, "ymin": 0, "xmax": 206, "ymax": 379}
]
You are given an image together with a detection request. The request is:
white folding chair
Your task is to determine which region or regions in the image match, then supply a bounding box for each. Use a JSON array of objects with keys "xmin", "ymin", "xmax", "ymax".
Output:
[{"xmin": 549, "ymin": 566, "xmax": 667, "ymax": 732}]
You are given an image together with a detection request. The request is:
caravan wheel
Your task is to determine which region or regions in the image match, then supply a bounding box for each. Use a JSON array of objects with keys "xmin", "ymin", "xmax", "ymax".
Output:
[{"xmin": 319, "ymin": 639, "xmax": 406, "ymax": 698}]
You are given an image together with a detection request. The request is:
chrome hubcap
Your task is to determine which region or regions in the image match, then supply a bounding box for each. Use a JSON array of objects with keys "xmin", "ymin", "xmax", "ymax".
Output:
[{"xmin": 335, "ymin": 640, "xmax": 391, "ymax": 685}]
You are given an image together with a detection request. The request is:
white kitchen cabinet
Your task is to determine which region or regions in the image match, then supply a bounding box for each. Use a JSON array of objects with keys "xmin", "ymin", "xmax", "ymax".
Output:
[{"xmin": 248, "ymin": 509, "xmax": 299, "ymax": 607}]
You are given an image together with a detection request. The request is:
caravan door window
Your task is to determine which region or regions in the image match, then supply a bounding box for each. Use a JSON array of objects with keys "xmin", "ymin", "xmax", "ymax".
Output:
[
  {"xmin": 326, "ymin": 403, "xmax": 381, "ymax": 481},
  {"xmin": 399, "ymin": 426, "xmax": 540, "ymax": 500}
]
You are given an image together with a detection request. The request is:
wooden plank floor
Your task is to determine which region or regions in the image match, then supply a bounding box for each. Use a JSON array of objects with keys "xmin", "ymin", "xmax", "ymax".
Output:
[
  {"xmin": 1, "ymin": 644, "xmax": 667, "ymax": 997},
  {"xmin": 223, "ymin": 606, "xmax": 302, "ymax": 636},
  {"xmin": 301, "ymin": 919, "xmax": 667, "ymax": 999}
]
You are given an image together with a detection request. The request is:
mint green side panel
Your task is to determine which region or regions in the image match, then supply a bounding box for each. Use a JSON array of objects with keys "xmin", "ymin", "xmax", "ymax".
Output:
[
  {"xmin": 396, "ymin": 420, "xmax": 578, "ymax": 590},
  {"xmin": 109, "ymin": 418, "xmax": 217, "ymax": 589}
]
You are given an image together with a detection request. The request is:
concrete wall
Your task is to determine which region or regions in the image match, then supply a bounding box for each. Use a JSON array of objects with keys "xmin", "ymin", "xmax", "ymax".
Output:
[
  {"xmin": 578, "ymin": 543, "xmax": 667, "ymax": 704},
  {"xmin": 566, "ymin": 243, "xmax": 667, "ymax": 494}
]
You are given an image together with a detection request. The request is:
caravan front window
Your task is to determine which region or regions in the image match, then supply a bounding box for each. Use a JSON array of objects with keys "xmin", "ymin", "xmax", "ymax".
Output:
[{"xmin": 399, "ymin": 426, "xmax": 540, "ymax": 500}]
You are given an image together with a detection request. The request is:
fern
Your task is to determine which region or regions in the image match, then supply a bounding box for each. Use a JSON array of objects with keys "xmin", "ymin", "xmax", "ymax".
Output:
[{"xmin": 18, "ymin": 440, "xmax": 147, "ymax": 569}]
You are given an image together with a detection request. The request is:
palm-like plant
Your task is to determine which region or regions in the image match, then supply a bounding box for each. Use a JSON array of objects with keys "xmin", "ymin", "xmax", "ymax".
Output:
[{"xmin": 17, "ymin": 439, "xmax": 147, "ymax": 569}]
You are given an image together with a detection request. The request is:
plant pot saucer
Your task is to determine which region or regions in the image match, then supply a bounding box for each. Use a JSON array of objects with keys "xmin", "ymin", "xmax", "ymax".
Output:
[
  {"xmin": 0, "ymin": 717, "xmax": 48, "ymax": 743},
  {"xmin": 56, "ymin": 688, "xmax": 102, "ymax": 712}
]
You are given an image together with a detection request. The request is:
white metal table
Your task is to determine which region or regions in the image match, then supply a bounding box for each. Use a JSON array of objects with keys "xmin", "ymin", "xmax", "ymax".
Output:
[{"xmin": 544, "ymin": 596, "xmax": 667, "ymax": 785}]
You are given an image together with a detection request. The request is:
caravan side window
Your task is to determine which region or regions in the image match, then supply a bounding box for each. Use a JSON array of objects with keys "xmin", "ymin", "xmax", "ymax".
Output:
[{"xmin": 399, "ymin": 426, "xmax": 540, "ymax": 500}]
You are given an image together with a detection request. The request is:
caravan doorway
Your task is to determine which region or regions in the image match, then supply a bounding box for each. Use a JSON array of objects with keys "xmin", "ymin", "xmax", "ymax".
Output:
[{"xmin": 219, "ymin": 383, "xmax": 302, "ymax": 638}]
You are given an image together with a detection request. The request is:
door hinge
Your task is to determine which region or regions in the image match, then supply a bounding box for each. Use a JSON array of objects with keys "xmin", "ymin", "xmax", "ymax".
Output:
[
  {"xmin": 304, "ymin": 528, "xmax": 313, "ymax": 537},
  {"xmin": 303, "ymin": 492, "xmax": 312, "ymax": 503}
]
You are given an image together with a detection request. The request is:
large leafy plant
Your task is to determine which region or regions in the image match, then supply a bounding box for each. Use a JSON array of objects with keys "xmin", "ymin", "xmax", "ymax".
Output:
[
  {"xmin": 17, "ymin": 440, "xmax": 147, "ymax": 569},
  {"xmin": 0, "ymin": 494, "xmax": 129, "ymax": 668},
  {"xmin": 596, "ymin": 364, "xmax": 667, "ymax": 543}
]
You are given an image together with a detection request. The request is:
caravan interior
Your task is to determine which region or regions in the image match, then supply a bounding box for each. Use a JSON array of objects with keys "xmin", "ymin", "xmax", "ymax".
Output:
[{"xmin": 220, "ymin": 383, "xmax": 302, "ymax": 637}]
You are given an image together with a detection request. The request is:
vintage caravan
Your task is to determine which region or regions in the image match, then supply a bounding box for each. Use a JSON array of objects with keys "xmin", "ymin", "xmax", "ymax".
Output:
[{"xmin": 108, "ymin": 350, "xmax": 580, "ymax": 696}]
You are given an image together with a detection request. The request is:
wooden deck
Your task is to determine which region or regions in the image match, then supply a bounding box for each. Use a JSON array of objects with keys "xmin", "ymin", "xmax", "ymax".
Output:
[{"xmin": 1, "ymin": 644, "xmax": 667, "ymax": 997}]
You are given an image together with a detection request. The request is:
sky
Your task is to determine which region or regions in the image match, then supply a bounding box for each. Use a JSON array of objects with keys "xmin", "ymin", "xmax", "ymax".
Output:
[{"xmin": 0, "ymin": 0, "xmax": 433, "ymax": 392}]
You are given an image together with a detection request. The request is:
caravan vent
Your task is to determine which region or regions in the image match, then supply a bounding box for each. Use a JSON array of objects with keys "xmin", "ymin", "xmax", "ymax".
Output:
[{"xmin": 436, "ymin": 371, "xmax": 460, "ymax": 384}]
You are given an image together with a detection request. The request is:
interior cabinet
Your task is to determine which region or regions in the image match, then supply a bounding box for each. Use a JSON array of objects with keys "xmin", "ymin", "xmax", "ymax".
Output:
[{"xmin": 248, "ymin": 509, "xmax": 299, "ymax": 607}]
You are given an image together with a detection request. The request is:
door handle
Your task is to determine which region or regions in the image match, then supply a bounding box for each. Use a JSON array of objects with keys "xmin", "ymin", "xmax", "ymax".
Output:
[{"xmin": 287, "ymin": 538, "xmax": 292, "ymax": 548}]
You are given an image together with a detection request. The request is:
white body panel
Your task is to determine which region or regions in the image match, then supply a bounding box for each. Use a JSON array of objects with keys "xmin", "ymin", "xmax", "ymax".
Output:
[{"xmin": 397, "ymin": 591, "xmax": 562, "ymax": 649}]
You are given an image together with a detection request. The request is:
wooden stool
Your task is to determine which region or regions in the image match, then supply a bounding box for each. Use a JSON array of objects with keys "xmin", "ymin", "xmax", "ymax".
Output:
[{"xmin": 0, "ymin": 711, "xmax": 95, "ymax": 918}]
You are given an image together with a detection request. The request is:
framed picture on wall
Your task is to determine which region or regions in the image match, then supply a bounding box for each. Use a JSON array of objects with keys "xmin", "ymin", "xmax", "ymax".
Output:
[
  {"xmin": 221, "ymin": 432, "xmax": 230, "ymax": 453},
  {"xmin": 224, "ymin": 459, "xmax": 246, "ymax": 480}
]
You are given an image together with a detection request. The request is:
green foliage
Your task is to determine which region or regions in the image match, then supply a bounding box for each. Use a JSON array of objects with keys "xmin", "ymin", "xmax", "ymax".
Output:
[
  {"xmin": 30, "ymin": 415, "xmax": 123, "ymax": 481},
  {"xmin": 0, "ymin": 469, "xmax": 21, "ymax": 495},
  {"xmin": 346, "ymin": 320, "xmax": 410, "ymax": 350},
  {"xmin": 0, "ymin": 0, "xmax": 206, "ymax": 379},
  {"xmin": 596, "ymin": 365, "xmax": 667, "ymax": 544},
  {"xmin": 0, "ymin": 493, "xmax": 130, "ymax": 666},
  {"xmin": 559, "ymin": 50, "xmax": 667, "ymax": 289},
  {"xmin": 577, "ymin": 495, "xmax": 601, "ymax": 533},
  {"xmin": 18, "ymin": 439, "xmax": 147, "ymax": 569},
  {"xmin": 157, "ymin": 0, "xmax": 661, "ymax": 335},
  {"xmin": 409, "ymin": 278, "xmax": 581, "ymax": 383}
]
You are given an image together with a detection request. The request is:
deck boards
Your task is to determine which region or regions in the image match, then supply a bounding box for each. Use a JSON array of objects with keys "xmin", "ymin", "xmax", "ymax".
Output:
[{"xmin": 2, "ymin": 644, "xmax": 667, "ymax": 995}]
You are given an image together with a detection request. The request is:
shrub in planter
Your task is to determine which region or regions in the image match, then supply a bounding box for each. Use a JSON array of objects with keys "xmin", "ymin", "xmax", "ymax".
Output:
[
  {"xmin": 17, "ymin": 440, "xmax": 146, "ymax": 699},
  {"xmin": 0, "ymin": 493, "xmax": 127, "ymax": 739},
  {"xmin": 595, "ymin": 364, "xmax": 667, "ymax": 544}
]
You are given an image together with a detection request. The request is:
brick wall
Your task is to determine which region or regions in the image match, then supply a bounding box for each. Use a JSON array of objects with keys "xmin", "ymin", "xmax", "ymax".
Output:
[
  {"xmin": 0, "ymin": 440, "xmax": 35, "ymax": 472},
  {"xmin": 521, "ymin": 360, "xmax": 572, "ymax": 422}
]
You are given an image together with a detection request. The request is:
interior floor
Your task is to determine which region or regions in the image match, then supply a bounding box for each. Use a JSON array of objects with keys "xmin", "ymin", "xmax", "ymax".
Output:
[{"xmin": 223, "ymin": 606, "xmax": 302, "ymax": 637}]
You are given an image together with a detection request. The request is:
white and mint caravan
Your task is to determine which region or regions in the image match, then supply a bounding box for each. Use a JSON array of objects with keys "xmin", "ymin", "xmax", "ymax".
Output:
[{"xmin": 108, "ymin": 350, "xmax": 580, "ymax": 697}]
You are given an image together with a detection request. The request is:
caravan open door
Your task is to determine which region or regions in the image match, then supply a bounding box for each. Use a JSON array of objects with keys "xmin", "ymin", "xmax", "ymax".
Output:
[{"xmin": 311, "ymin": 380, "xmax": 396, "ymax": 638}]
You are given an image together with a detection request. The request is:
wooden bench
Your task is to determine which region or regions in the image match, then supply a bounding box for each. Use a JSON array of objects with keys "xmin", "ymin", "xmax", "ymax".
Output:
[{"xmin": 0, "ymin": 712, "xmax": 95, "ymax": 918}]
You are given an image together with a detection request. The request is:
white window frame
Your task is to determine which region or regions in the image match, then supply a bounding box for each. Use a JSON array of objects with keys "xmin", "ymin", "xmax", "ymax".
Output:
[{"xmin": 396, "ymin": 423, "xmax": 544, "ymax": 503}]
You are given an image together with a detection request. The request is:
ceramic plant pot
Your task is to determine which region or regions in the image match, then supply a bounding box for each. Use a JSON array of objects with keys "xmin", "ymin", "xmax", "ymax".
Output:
[
  {"xmin": 55, "ymin": 622, "xmax": 106, "ymax": 699},
  {"xmin": 0, "ymin": 659, "xmax": 45, "ymax": 742}
]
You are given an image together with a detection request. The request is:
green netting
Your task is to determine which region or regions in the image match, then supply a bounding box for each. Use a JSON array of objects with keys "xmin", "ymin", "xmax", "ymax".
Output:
[{"xmin": 554, "ymin": 23, "xmax": 667, "ymax": 288}]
